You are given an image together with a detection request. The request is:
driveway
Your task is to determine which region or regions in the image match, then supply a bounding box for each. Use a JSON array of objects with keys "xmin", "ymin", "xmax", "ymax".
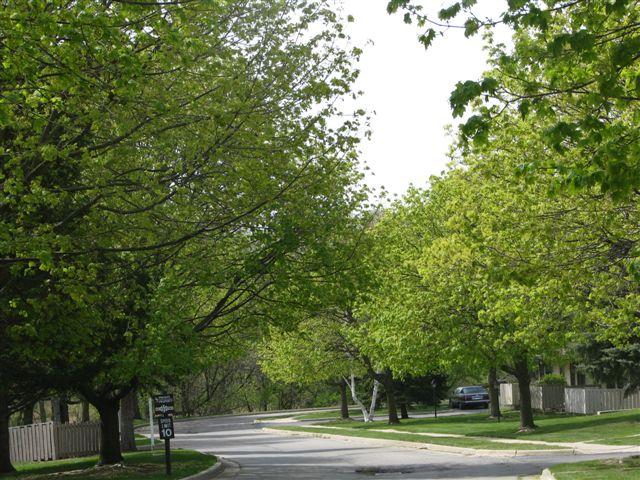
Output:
[{"xmin": 169, "ymin": 411, "xmax": 627, "ymax": 479}]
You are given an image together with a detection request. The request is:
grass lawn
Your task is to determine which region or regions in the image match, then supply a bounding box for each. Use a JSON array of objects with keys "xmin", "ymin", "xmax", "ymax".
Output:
[
  {"xmin": 135, "ymin": 434, "xmax": 152, "ymax": 447},
  {"xmin": 550, "ymin": 456, "xmax": 640, "ymax": 479},
  {"xmin": 320, "ymin": 409, "xmax": 640, "ymax": 445},
  {"xmin": 4, "ymin": 449, "xmax": 215, "ymax": 480},
  {"xmin": 269, "ymin": 404, "xmax": 446, "ymax": 421},
  {"xmin": 272, "ymin": 425, "xmax": 563, "ymax": 450}
]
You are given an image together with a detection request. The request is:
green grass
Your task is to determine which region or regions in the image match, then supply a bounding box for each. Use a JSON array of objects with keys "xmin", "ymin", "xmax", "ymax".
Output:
[
  {"xmin": 286, "ymin": 405, "xmax": 445, "ymax": 421},
  {"xmin": 134, "ymin": 434, "xmax": 152, "ymax": 447},
  {"xmin": 550, "ymin": 456, "xmax": 640, "ymax": 479},
  {"xmin": 4, "ymin": 449, "xmax": 215, "ymax": 480},
  {"xmin": 272, "ymin": 425, "xmax": 563, "ymax": 450},
  {"xmin": 320, "ymin": 409, "xmax": 640, "ymax": 445}
]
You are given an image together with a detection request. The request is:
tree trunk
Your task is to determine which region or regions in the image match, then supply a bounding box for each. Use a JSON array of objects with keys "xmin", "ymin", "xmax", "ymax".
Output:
[
  {"xmin": 488, "ymin": 367, "xmax": 501, "ymax": 419},
  {"xmin": 368, "ymin": 378, "xmax": 380, "ymax": 421},
  {"xmin": 513, "ymin": 356, "xmax": 536, "ymax": 431},
  {"xmin": 20, "ymin": 402, "xmax": 34, "ymax": 425},
  {"xmin": 52, "ymin": 397, "xmax": 61, "ymax": 423},
  {"xmin": 59, "ymin": 397, "xmax": 69, "ymax": 424},
  {"xmin": 81, "ymin": 400, "xmax": 90, "ymax": 423},
  {"xmin": 132, "ymin": 389, "xmax": 142, "ymax": 420},
  {"xmin": 0, "ymin": 392, "xmax": 16, "ymax": 474},
  {"xmin": 38, "ymin": 400, "xmax": 47, "ymax": 423},
  {"xmin": 119, "ymin": 391, "xmax": 137, "ymax": 452},
  {"xmin": 383, "ymin": 371, "xmax": 400, "ymax": 425},
  {"xmin": 339, "ymin": 381, "xmax": 349, "ymax": 420},
  {"xmin": 346, "ymin": 374, "xmax": 371, "ymax": 421},
  {"xmin": 95, "ymin": 398, "xmax": 123, "ymax": 465},
  {"xmin": 400, "ymin": 401, "xmax": 409, "ymax": 419}
]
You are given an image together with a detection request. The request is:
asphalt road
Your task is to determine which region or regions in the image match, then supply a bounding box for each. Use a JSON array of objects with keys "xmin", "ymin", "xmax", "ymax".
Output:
[{"xmin": 169, "ymin": 410, "xmax": 629, "ymax": 479}]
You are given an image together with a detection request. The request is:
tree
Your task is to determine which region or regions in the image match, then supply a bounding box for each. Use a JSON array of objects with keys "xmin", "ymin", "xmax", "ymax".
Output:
[
  {"xmin": 259, "ymin": 314, "xmax": 358, "ymax": 420},
  {"xmin": 389, "ymin": 0, "xmax": 640, "ymax": 197},
  {"xmin": 359, "ymin": 114, "xmax": 601, "ymax": 430},
  {"xmin": 1, "ymin": 0, "xmax": 367, "ymax": 469}
]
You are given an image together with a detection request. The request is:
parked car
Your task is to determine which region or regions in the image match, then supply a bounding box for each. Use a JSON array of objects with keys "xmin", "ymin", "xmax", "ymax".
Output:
[{"xmin": 449, "ymin": 386, "xmax": 489, "ymax": 409}]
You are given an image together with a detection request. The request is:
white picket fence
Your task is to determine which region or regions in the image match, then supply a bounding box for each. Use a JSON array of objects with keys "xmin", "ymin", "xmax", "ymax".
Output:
[{"xmin": 9, "ymin": 422, "xmax": 101, "ymax": 463}]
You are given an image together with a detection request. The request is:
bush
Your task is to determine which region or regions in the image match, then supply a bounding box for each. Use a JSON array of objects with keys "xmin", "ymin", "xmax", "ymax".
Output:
[{"xmin": 536, "ymin": 374, "xmax": 566, "ymax": 386}]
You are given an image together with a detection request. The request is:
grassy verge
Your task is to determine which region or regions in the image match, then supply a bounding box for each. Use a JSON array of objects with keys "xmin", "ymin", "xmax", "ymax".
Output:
[
  {"xmin": 550, "ymin": 456, "xmax": 640, "ymax": 479},
  {"xmin": 321, "ymin": 409, "xmax": 640, "ymax": 445},
  {"xmin": 271, "ymin": 425, "xmax": 563, "ymax": 450},
  {"xmin": 5, "ymin": 449, "xmax": 215, "ymax": 480},
  {"xmin": 286, "ymin": 404, "xmax": 447, "ymax": 421},
  {"xmin": 135, "ymin": 433, "xmax": 152, "ymax": 447}
]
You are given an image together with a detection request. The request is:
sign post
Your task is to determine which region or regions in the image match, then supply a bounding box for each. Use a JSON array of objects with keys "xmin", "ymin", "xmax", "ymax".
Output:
[
  {"xmin": 148, "ymin": 398, "xmax": 155, "ymax": 450},
  {"xmin": 153, "ymin": 394, "xmax": 175, "ymax": 476},
  {"xmin": 431, "ymin": 379, "xmax": 438, "ymax": 419}
]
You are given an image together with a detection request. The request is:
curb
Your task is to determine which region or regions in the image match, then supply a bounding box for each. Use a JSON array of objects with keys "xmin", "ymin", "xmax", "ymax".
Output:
[
  {"xmin": 180, "ymin": 454, "xmax": 225, "ymax": 480},
  {"xmin": 253, "ymin": 418, "xmax": 300, "ymax": 424},
  {"xmin": 261, "ymin": 428, "xmax": 576, "ymax": 458},
  {"xmin": 540, "ymin": 468, "xmax": 556, "ymax": 480}
]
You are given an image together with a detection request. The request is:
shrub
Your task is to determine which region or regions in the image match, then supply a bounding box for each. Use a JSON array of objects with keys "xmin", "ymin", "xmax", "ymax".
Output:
[{"xmin": 536, "ymin": 374, "xmax": 566, "ymax": 386}]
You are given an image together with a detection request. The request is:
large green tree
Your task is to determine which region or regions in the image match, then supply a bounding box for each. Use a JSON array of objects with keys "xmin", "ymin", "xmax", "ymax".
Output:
[{"xmin": 1, "ymin": 0, "xmax": 366, "ymax": 470}]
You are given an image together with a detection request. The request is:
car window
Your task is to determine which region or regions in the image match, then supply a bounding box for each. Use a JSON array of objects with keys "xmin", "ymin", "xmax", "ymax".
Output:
[{"xmin": 462, "ymin": 386, "xmax": 486, "ymax": 394}]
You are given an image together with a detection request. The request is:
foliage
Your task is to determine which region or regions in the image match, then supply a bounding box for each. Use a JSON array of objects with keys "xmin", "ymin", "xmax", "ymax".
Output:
[
  {"xmin": 574, "ymin": 337, "xmax": 640, "ymax": 391},
  {"xmin": 535, "ymin": 374, "xmax": 566, "ymax": 386},
  {"xmin": 388, "ymin": 1, "xmax": 640, "ymax": 197},
  {"xmin": 1, "ymin": 0, "xmax": 369, "ymax": 468}
]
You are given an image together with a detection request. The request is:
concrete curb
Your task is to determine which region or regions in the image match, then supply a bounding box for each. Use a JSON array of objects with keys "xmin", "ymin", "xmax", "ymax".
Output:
[
  {"xmin": 540, "ymin": 468, "xmax": 556, "ymax": 480},
  {"xmin": 179, "ymin": 454, "xmax": 225, "ymax": 480},
  {"xmin": 253, "ymin": 418, "xmax": 300, "ymax": 424},
  {"xmin": 261, "ymin": 428, "xmax": 576, "ymax": 458}
]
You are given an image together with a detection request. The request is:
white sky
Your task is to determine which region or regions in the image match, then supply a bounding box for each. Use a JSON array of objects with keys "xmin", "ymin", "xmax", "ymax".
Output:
[{"xmin": 341, "ymin": 0, "xmax": 509, "ymax": 197}]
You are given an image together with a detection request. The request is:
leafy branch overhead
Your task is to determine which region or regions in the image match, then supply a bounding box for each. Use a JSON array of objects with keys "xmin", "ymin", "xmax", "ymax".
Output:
[{"xmin": 388, "ymin": 0, "xmax": 640, "ymax": 197}]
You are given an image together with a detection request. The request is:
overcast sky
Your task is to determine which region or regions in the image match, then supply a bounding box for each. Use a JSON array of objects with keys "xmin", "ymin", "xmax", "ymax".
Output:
[{"xmin": 341, "ymin": 0, "xmax": 508, "ymax": 197}]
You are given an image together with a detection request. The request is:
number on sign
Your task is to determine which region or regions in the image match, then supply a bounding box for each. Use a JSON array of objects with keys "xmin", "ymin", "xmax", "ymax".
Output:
[{"xmin": 158, "ymin": 417, "xmax": 175, "ymax": 439}]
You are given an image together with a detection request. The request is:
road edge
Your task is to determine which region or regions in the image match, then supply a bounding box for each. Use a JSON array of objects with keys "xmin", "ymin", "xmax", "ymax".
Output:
[
  {"xmin": 260, "ymin": 427, "xmax": 576, "ymax": 458},
  {"xmin": 179, "ymin": 454, "xmax": 225, "ymax": 480}
]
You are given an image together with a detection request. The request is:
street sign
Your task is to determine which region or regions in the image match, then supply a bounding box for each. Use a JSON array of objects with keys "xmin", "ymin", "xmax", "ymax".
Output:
[
  {"xmin": 158, "ymin": 416, "xmax": 175, "ymax": 440},
  {"xmin": 154, "ymin": 393, "xmax": 175, "ymax": 476},
  {"xmin": 153, "ymin": 394, "xmax": 175, "ymax": 417}
]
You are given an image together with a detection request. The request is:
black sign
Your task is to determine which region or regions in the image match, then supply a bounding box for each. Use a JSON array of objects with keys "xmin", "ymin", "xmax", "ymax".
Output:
[
  {"xmin": 153, "ymin": 394, "xmax": 175, "ymax": 417},
  {"xmin": 158, "ymin": 416, "xmax": 175, "ymax": 440}
]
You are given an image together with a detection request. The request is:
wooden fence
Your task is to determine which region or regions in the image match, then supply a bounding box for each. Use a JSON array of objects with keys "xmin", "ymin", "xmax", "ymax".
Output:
[
  {"xmin": 564, "ymin": 387, "xmax": 624, "ymax": 414},
  {"xmin": 499, "ymin": 383, "xmax": 640, "ymax": 414},
  {"xmin": 530, "ymin": 385, "xmax": 565, "ymax": 412},
  {"xmin": 621, "ymin": 390, "xmax": 640, "ymax": 409},
  {"xmin": 499, "ymin": 383, "xmax": 520, "ymax": 408},
  {"xmin": 9, "ymin": 422, "xmax": 101, "ymax": 463}
]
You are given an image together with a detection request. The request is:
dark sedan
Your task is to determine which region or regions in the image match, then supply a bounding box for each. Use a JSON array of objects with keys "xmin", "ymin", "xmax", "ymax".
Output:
[{"xmin": 449, "ymin": 386, "xmax": 489, "ymax": 409}]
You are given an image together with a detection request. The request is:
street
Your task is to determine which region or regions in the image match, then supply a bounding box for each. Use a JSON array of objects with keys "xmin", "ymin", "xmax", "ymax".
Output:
[{"xmin": 170, "ymin": 411, "xmax": 627, "ymax": 479}]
